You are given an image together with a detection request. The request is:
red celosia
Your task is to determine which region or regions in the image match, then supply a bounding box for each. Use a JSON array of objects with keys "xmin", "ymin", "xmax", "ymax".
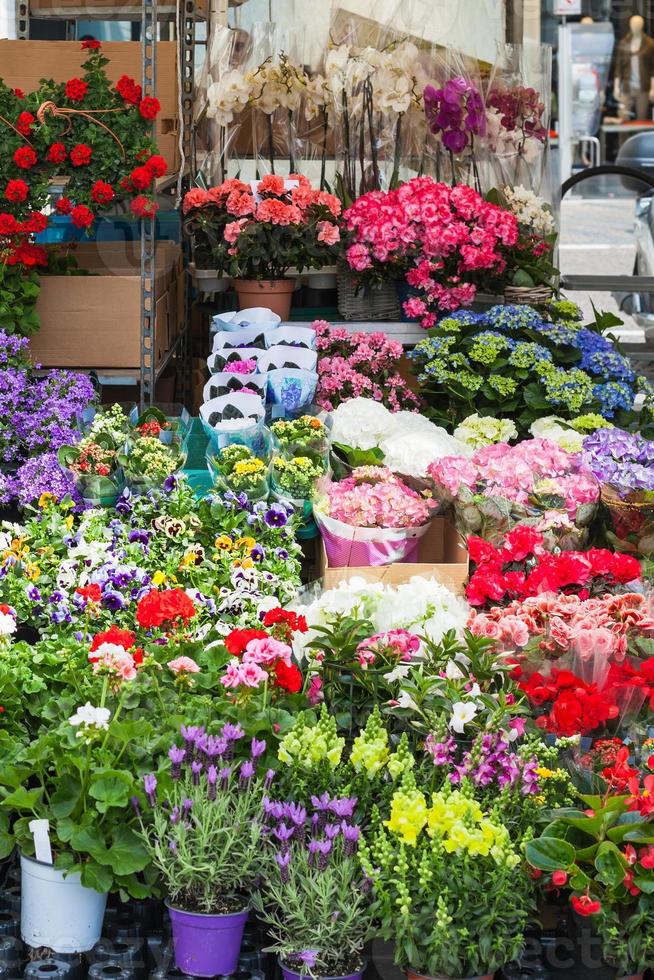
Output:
[
  {"xmin": 65, "ymin": 78, "xmax": 88, "ymax": 102},
  {"xmin": 136, "ymin": 588, "xmax": 196, "ymax": 629}
]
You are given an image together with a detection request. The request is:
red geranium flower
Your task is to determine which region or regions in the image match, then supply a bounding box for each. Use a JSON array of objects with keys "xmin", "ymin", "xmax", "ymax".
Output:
[
  {"xmin": 47, "ymin": 143, "xmax": 67, "ymax": 165},
  {"xmin": 136, "ymin": 588, "xmax": 196, "ymax": 629},
  {"xmin": 262, "ymin": 607, "xmax": 308, "ymax": 634},
  {"xmin": 6, "ymin": 243, "xmax": 47, "ymax": 267},
  {"xmin": 70, "ymin": 144, "xmax": 92, "ymax": 167},
  {"xmin": 55, "ymin": 196, "xmax": 72, "ymax": 215},
  {"xmin": 16, "ymin": 111, "xmax": 35, "ymax": 136},
  {"xmin": 0, "ymin": 213, "xmax": 18, "ymax": 236},
  {"xmin": 129, "ymin": 165, "xmax": 154, "ymax": 190},
  {"xmin": 274, "ymin": 659, "xmax": 302, "ymax": 693},
  {"xmin": 224, "ymin": 628, "xmax": 268, "ymax": 656},
  {"xmin": 90, "ymin": 625, "xmax": 136, "ymax": 653},
  {"xmin": 75, "ymin": 583, "xmax": 102, "ymax": 603},
  {"xmin": 91, "ymin": 180, "xmax": 115, "ymax": 205},
  {"xmin": 139, "ymin": 96, "xmax": 161, "ymax": 120},
  {"xmin": 116, "ymin": 75, "xmax": 142, "ymax": 104},
  {"xmin": 14, "ymin": 88, "xmax": 25, "ymax": 99},
  {"xmin": 130, "ymin": 195, "xmax": 158, "ymax": 218},
  {"xmin": 65, "ymin": 78, "xmax": 88, "ymax": 102},
  {"xmin": 70, "ymin": 205, "xmax": 94, "ymax": 229},
  {"xmin": 13, "ymin": 146, "xmax": 37, "ymax": 170},
  {"xmin": 19, "ymin": 212, "xmax": 48, "ymax": 234},
  {"xmin": 571, "ymin": 894, "xmax": 601, "ymax": 917},
  {"xmin": 81, "ymin": 39, "xmax": 101, "ymax": 49},
  {"xmin": 145, "ymin": 154, "xmax": 167, "ymax": 178}
]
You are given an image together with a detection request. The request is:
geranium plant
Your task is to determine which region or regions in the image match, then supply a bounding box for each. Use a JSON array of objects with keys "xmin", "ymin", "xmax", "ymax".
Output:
[{"xmin": 182, "ymin": 174, "xmax": 341, "ymax": 278}]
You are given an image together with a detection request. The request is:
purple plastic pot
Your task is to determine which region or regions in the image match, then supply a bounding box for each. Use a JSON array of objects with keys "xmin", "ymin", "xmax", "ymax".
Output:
[
  {"xmin": 280, "ymin": 959, "xmax": 366, "ymax": 980},
  {"xmin": 165, "ymin": 901, "xmax": 248, "ymax": 978}
]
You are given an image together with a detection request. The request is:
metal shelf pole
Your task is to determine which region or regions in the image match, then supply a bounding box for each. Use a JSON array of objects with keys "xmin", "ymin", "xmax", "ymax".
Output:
[{"xmin": 140, "ymin": 0, "xmax": 158, "ymax": 410}]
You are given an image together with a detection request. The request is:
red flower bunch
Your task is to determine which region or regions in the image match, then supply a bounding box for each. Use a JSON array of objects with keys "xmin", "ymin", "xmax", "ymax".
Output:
[
  {"xmin": 81, "ymin": 39, "xmax": 101, "ymax": 49},
  {"xmin": 139, "ymin": 96, "xmax": 161, "ymax": 120},
  {"xmin": 520, "ymin": 668, "xmax": 620, "ymax": 736},
  {"xmin": 136, "ymin": 588, "xmax": 196, "ymax": 630},
  {"xmin": 5, "ymin": 179, "xmax": 28, "ymax": 202},
  {"xmin": 65, "ymin": 77, "xmax": 88, "ymax": 102},
  {"xmin": 466, "ymin": 526, "xmax": 641, "ymax": 608},
  {"xmin": 262, "ymin": 607, "xmax": 308, "ymax": 642},
  {"xmin": 5, "ymin": 243, "xmax": 47, "ymax": 267},
  {"xmin": 597, "ymin": 745, "xmax": 639, "ymax": 793},
  {"xmin": 75, "ymin": 583, "xmax": 102, "ymax": 603},
  {"xmin": 13, "ymin": 147, "xmax": 37, "ymax": 170},
  {"xmin": 130, "ymin": 195, "xmax": 158, "ymax": 218},
  {"xmin": 116, "ymin": 74, "xmax": 142, "ymax": 104},
  {"xmin": 47, "ymin": 143, "xmax": 67, "ymax": 164},
  {"xmin": 91, "ymin": 181, "xmax": 115, "ymax": 206},
  {"xmin": 224, "ymin": 628, "xmax": 268, "ymax": 655},
  {"xmin": 222, "ymin": 615, "xmax": 305, "ymax": 695},
  {"xmin": 16, "ymin": 112, "xmax": 34, "ymax": 137},
  {"xmin": 274, "ymin": 659, "xmax": 303, "ymax": 693},
  {"xmin": 90, "ymin": 625, "xmax": 138, "ymax": 654},
  {"xmin": 70, "ymin": 144, "xmax": 92, "ymax": 167},
  {"xmin": 70, "ymin": 205, "xmax": 94, "ymax": 229}
]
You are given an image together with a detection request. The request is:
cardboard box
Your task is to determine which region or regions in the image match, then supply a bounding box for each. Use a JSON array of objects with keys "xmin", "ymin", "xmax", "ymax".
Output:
[
  {"xmin": 318, "ymin": 516, "xmax": 469, "ymax": 591},
  {"xmin": 30, "ymin": 240, "xmax": 184, "ymax": 369},
  {"xmin": 0, "ymin": 40, "xmax": 179, "ymax": 174}
]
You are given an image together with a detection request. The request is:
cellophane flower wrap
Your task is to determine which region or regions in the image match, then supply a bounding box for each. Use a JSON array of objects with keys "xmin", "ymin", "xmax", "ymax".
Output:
[
  {"xmin": 313, "ymin": 466, "xmax": 437, "ymax": 568},
  {"xmin": 428, "ymin": 438, "xmax": 599, "ymax": 550},
  {"xmin": 582, "ymin": 428, "xmax": 654, "ymax": 558}
]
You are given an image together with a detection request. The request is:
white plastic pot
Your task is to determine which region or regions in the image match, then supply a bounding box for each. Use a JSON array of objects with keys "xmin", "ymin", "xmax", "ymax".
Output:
[{"xmin": 20, "ymin": 854, "xmax": 108, "ymax": 952}]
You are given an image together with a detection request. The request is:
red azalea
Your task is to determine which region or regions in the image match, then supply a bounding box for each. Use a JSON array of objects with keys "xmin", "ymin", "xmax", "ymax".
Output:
[
  {"xmin": 136, "ymin": 588, "xmax": 196, "ymax": 629},
  {"xmin": 274, "ymin": 659, "xmax": 303, "ymax": 693},
  {"xmin": 13, "ymin": 146, "xmax": 37, "ymax": 170},
  {"xmin": 70, "ymin": 205, "xmax": 94, "ymax": 229},
  {"xmin": 139, "ymin": 96, "xmax": 161, "ymax": 120},
  {"xmin": 47, "ymin": 143, "xmax": 67, "ymax": 165},
  {"xmin": 19, "ymin": 212, "xmax": 48, "ymax": 234},
  {"xmin": 116, "ymin": 75, "xmax": 142, "ymax": 104},
  {"xmin": 571, "ymin": 894, "xmax": 601, "ymax": 917},
  {"xmin": 75, "ymin": 583, "xmax": 102, "ymax": 603},
  {"xmin": 81, "ymin": 39, "xmax": 101, "ymax": 49},
  {"xmin": 55, "ymin": 196, "xmax": 72, "ymax": 215},
  {"xmin": 145, "ymin": 154, "xmax": 167, "ymax": 178},
  {"xmin": 130, "ymin": 195, "xmax": 158, "ymax": 219},
  {"xmin": 65, "ymin": 78, "xmax": 88, "ymax": 102},
  {"xmin": 466, "ymin": 567, "xmax": 509, "ymax": 606},
  {"xmin": 501, "ymin": 525, "xmax": 545, "ymax": 561},
  {"xmin": 129, "ymin": 165, "xmax": 154, "ymax": 190},
  {"xmin": 70, "ymin": 144, "xmax": 92, "ymax": 167},
  {"xmin": 224, "ymin": 627, "xmax": 268, "ymax": 655},
  {"xmin": 90, "ymin": 625, "xmax": 136, "ymax": 652},
  {"xmin": 6, "ymin": 243, "xmax": 47, "ymax": 267},
  {"xmin": 91, "ymin": 180, "xmax": 115, "ymax": 205},
  {"xmin": 262, "ymin": 607, "xmax": 308, "ymax": 634},
  {"xmin": 16, "ymin": 111, "xmax": 35, "ymax": 136},
  {"xmin": 0, "ymin": 213, "xmax": 18, "ymax": 236}
]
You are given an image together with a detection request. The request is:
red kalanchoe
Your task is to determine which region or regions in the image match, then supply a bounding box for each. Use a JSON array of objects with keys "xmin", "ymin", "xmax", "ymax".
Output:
[
  {"xmin": 130, "ymin": 195, "xmax": 158, "ymax": 218},
  {"xmin": 55, "ymin": 196, "xmax": 72, "ymax": 215},
  {"xmin": 13, "ymin": 146, "xmax": 37, "ymax": 170},
  {"xmin": 224, "ymin": 628, "xmax": 268, "ymax": 656},
  {"xmin": 70, "ymin": 205, "xmax": 94, "ymax": 229},
  {"xmin": 0, "ymin": 213, "xmax": 18, "ymax": 236},
  {"xmin": 136, "ymin": 588, "xmax": 196, "ymax": 629},
  {"xmin": 139, "ymin": 96, "xmax": 161, "ymax": 120},
  {"xmin": 571, "ymin": 894, "xmax": 602, "ymax": 917},
  {"xmin": 273, "ymin": 659, "xmax": 303, "ymax": 693},
  {"xmin": 70, "ymin": 144, "xmax": 92, "ymax": 167},
  {"xmin": 4, "ymin": 179, "xmax": 29, "ymax": 202},
  {"xmin": 47, "ymin": 143, "xmax": 68, "ymax": 164},
  {"xmin": 75, "ymin": 584, "xmax": 102, "ymax": 603},
  {"xmin": 116, "ymin": 74, "xmax": 142, "ymax": 104},
  {"xmin": 81, "ymin": 39, "xmax": 101, "ymax": 49},
  {"xmin": 65, "ymin": 78, "xmax": 88, "ymax": 102},
  {"xmin": 91, "ymin": 180, "xmax": 115, "ymax": 205},
  {"xmin": 16, "ymin": 111, "xmax": 35, "ymax": 136}
]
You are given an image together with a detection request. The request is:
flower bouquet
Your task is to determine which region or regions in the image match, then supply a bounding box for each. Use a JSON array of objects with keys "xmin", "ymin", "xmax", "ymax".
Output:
[
  {"xmin": 58, "ymin": 434, "xmax": 123, "ymax": 506},
  {"xmin": 129, "ymin": 405, "xmax": 191, "ymax": 445},
  {"xmin": 271, "ymin": 415, "xmax": 329, "ymax": 457},
  {"xmin": 582, "ymin": 428, "xmax": 654, "ymax": 559},
  {"xmin": 428, "ymin": 438, "xmax": 599, "ymax": 550},
  {"xmin": 121, "ymin": 436, "xmax": 186, "ymax": 493},
  {"xmin": 313, "ymin": 466, "xmax": 437, "ymax": 568},
  {"xmin": 270, "ymin": 453, "xmax": 326, "ymax": 504},
  {"xmin": 209, "ymin": 444, "xmax": 269, "ymax": 501}
]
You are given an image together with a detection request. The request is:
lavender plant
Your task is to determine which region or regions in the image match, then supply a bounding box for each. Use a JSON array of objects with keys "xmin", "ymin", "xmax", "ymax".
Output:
[
  {"xmin": 137, "ymin": 723, "xmax": 272, "ymax": 914},
  {"xmin": 252, "ymin": 794, "xmax": 375, "ymax": 979}
]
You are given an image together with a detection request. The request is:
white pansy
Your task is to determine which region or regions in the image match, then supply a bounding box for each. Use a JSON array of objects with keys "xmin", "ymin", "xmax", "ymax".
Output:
[
  {"xmin": 449, "ymin": 701, "xmax": 478, "ymax": 734},
  {"xmin": 69, "ymin": 703, "xmax": 111, "ymax": 734},
  {"xmin": 0, "ymin": 611, "xmax": 16, "ymax": 636}
]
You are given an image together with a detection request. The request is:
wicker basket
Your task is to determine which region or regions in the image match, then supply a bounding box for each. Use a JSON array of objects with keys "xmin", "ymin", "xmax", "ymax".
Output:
[
  {"xmin": 600, "ymin": 484, "xmax": 654, "ymax": 556},
  {"xmin": 503, "ymin": 285, "xmax": 554, "ymax": 305},
  {"xmin": 336, "ymin": 265, "xmax": 401, "ymax": 321}
]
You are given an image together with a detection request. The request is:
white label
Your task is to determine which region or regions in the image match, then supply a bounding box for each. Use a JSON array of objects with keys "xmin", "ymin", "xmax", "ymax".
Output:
[
  {"xmin": 29, "ymin": 819, "xmax": 53, "ymax": 865},
  {"xmin": 554, "ymin": 0, "xmax": 582, "ymax": 14}
]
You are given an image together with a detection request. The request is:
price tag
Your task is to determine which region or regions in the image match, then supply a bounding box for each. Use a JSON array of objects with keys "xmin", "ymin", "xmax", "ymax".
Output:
[
  {"xmin": 29, "ymin": 819, "xmax": 53, "ymax": 865},
  {"xmin": 554, "ymin": 0, "xmax": 582, "ymax": 14}
]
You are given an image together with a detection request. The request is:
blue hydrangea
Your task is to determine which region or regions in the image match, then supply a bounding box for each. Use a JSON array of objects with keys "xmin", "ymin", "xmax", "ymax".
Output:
[
  {"xmin": 482, "ymin": 305, "xmax": 546, "ymax": 332},
  {"xmin": 592, "ymin": 381, "xmax": 635, "ymax": 418}
]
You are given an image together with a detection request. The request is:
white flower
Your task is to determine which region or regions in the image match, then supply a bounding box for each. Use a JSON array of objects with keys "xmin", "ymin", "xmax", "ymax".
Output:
[
  {"xmin": 206, "ymin": 69, "xmax": 252, "ymax": 126},
  {"xmin": 503, "ymin": 185, "xmax": 556, "ymax": 237},
  {"xmin": 0, "ymin": 611, "xmax": 16, "ymax": 636},
  {"xmin": 384, "ymin": 663, "xmax": 412, "ymax": 683},
  {"xmin": 454, "ymin": 414, "xmax": 518, "ymax": 451},
  {"xmin": 394, "ymin": 691, "xmax": 418, "ymax": 710},
  {"xmin": 449, "ymin": 701, "xmax": 478, "ymax": 733},
  {"xmin": 445, "ymin": 660, "xmax": 464, "ymax": 680},
  {"xmin": 530, "ymin": 416, "xmax": 584, "ymax": 452},
  {"xmin": 69, "ymin": 703, "xmax": 111, "ymax": 735}
]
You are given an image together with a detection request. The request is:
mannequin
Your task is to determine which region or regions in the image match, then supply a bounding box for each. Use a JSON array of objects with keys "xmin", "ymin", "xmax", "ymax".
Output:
[{"xmin": 614, "ymin": 15, "xmax": 654, "ymax": 119}]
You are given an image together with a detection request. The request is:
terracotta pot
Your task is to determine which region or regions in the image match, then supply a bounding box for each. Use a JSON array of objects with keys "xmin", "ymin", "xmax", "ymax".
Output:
[
  {"xmin": 233, "ymin": 279, "xmax": 294, "ymax": 320},
  {"xmin": 406, "ymin": 970, "xmax": 494, "ymax": 980}
]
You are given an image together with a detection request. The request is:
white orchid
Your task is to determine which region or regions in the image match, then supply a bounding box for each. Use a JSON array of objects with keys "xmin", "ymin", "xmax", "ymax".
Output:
[{"xmin": 206, "ymin": 69, "xmax": 252, "ymax": 126}]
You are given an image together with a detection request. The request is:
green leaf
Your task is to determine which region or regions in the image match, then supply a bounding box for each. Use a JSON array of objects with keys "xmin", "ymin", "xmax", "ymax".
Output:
[
  {"xmin": 89, "ymin": 770, "xmax": 134, "ymax": 813},
  {"xmin": 595, "ymin": 841, "xmax": 626, "ymax": 888},
  {"xmin": 0, "ymin": 786, "xmax": 43, "ymax": 811},
  {"xmin": 105, "ymin": 825, "xmax": 150, "ymax": 876},
  {"xmin": 51, "ymin": 774, "xmax": 82, "ymax": 819},
  {"xmin": 525, "ymin": 836, "xmax": 576, "ymax": 872},
  {"xmin": 80, "ymin": 861, "xmax": 113, "ymax": 894}
]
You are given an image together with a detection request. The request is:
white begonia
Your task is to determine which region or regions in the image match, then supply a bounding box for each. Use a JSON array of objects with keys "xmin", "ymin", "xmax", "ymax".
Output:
[
  {"xmin": 206, "ymin": 69, "xmax": 252, "ymax": 126},
  {"xmin": 69, "ymin": 703, "xmax": 111, "ymax": 735}
]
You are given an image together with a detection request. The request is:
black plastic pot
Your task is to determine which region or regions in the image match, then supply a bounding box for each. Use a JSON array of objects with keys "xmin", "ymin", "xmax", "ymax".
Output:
[
  {"xmin": 148, "ymin": 968, "xmax": 196, "ymax": 980},
  {"xmin": 144, "ymin": 933, "xmax": 172, "ymax": 973},
  {"xmin": 0, "ymin": 913, "xmax": 19, "ymax": 939},
  {"xmin": 0, "ymin": 938, "xmax": 22, "ymax": 974},
  {"xmin": 24, "ymin": 959, "xmax": 82, "ymax": 980},
  {"xmin": 13, "ymin": 625, "xmax": 40, "ymax": 647},
  {"xmin": 90, "ymin": 938, "xmax": 146, "ymax": 979},
  {"xmin": 87, "ymin": 965, "xmax": 135, "ymax": 980}
]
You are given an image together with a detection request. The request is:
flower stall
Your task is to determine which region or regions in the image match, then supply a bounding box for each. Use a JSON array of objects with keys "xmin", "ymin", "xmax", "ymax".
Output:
[{"xmin": 4, "ymin": 18, "xmax": 654, "ymax": 980}]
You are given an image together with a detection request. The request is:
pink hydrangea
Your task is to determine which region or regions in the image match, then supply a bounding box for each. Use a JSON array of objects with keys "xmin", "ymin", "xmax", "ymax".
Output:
[{"xmin": 325, "ymin": 466, "xmax": 434, "ymax": 528}]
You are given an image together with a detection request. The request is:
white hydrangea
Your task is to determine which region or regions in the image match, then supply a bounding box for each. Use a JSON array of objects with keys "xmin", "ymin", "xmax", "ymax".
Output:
[{"xmin": 530, "ymin": 416, "xmax": 584, "ymax": 453}]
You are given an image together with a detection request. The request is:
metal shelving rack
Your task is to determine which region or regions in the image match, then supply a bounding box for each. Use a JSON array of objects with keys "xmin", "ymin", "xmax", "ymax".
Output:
[{"xmin": 14, "ymin": 0, "xmax": 199, "ymax": 410}]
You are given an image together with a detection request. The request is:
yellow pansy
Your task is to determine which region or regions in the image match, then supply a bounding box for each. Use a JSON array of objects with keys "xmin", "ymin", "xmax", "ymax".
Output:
[
  {"xmin": 152, "ymin": 570, "xmax": 167, "ymax": 586},
  {"xmin": 215, "ymin": 535, "xmax": 233, "ymax": 551},
  {"xmin": 38, "ymin": 492, "xmax": 56, "ymax": 508},
  {"xmin": 64, "ymin": 516, "xmax": 74, "ymax": 530},
  {"xmin": 233, "ymin": 557, "xmax": 253, "ymax": 569},
  {"xmin": 235, "ymin": 536, "xmax": 256, "ymax": 551}
]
